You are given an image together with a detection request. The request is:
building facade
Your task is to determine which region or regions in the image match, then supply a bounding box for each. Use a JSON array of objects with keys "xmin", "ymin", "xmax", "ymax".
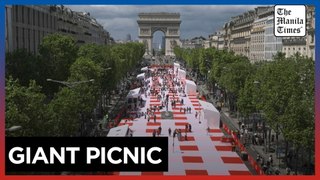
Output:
[
  {"xmin": 180, "ymin": 36, "xmax": 206, "ymax": 49},
  {"xmin": 250, "ymin": 6, "xmax": 282, "ymax": 63},
  {"xmin": 282, "ymin": 6, "xmax": 315, "ymax": 60},
  {"xmin": 5, "ymin": 5, "xmax": 111, "ymax": 54},
  {"xmin": 229, "ymin": 10, "xmax": 256, "ymax": 57},
  {"xmin": 306, "ymin": 6, "xmax": 315, "ymax": 60},
  {"xmin": 264, "ymin": 17, "xmax": 283, "ymax": 61},
  {"xmin": 208, "ymin": 32, "xmax": 219, "ymax": 49},
  {"xmin": 250, "ymin": 17, "xmax": 267, "ymax": 62},
  {"xmin": 211, "ymin": 5, "xmax": 315, "ymax": 62}
]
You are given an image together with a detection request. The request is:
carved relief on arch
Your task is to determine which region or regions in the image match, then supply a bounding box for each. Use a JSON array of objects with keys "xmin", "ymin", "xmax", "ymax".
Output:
[
  {"xmin": 140, "ymin": 28, "xmax": 150, "ymax": 35},
  {"xmin": 169, "ymin": 29, "xmax": 178, "ymax": 35},
  {"xmin": 170, "ymin": 40, "xmax": 178, "ymax": 48},
  {"xmin": 151, "ymin": 27, "xmax": 167, "ymax": 35},
  {"xmin": 143, "ymin": 40, "xmax": 149, "ymax": 49}
]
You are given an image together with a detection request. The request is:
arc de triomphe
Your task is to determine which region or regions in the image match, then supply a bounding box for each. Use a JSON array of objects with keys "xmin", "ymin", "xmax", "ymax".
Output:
[{"xmin": 137, "ymin": 12, "xmax": 181, "ymax": 56}]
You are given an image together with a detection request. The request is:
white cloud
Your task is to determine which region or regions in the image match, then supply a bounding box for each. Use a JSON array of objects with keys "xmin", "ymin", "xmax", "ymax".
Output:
[{"xmin": 67, "ymin": 5, "xmax": 260, "ymax": 40}]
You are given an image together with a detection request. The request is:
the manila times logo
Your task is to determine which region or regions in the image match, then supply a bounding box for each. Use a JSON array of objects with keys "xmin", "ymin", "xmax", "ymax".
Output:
[{"xmin": 274, "ymin": 5, "xmax": 306, "ymax": 37}]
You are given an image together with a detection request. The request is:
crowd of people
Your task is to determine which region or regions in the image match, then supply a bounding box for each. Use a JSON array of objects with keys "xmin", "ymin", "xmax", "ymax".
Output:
[{"xmin": 138, "ymin": 66, "xmax": 198, "ymax": 142}]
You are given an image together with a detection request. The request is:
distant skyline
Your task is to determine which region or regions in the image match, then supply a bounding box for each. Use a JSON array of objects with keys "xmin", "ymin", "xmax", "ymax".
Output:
[{"xmin": 67, "ymin": 5, "xmax": 260, "ymax": 41}]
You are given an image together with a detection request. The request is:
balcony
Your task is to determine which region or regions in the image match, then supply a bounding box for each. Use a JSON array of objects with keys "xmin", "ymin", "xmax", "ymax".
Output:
[{"xmin": 282, "ymin": 38, "xmax": 306, "ymax": 46}]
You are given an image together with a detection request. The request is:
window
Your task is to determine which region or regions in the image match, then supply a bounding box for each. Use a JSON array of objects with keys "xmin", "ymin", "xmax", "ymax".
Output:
[
  {"xmin": 16, "ymin": 27, "xmax": 19, "ymax": 49},
  {"xmin": 38, "ymin": 11, "xmax": 40, "ymax": 26},
  {"xmin": 38, "ymin": 30, "xmax": 41, "ymax": 44},
  {"xmin": 15, "ymin": 6, "xmax": 19, "ymax": 22},
  {"xmin": 22, "ymin": 28, "xmax": 25, "ymax": 49},
  {"xmin": 21, "ymin": 6, "xmax": 24, "ymax": 23},
  {"xmin": 47, "ymin": 14, "xmax": 49, "ymax": 28},
  {"xmin": 33, "ymin": 9, "xmax": 35, "ymax": 25},
  {"xmin": 33, "ymin": 30, "xmax": 36, "ymax": 53},
  {"xmin": 27, "ymin": 7, "xmax": 30, "ymax": 24},
  {"xmin": 28, "ymin": 29, "xmax": 30, "ymax": 51},
  {"xmin": 42, "ymin": 13, "xmax": 45, "ymax": 28}
]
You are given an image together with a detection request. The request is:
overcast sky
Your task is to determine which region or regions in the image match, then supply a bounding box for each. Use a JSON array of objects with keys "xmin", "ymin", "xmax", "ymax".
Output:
[{"xmin": 67, "ymin": 5, "xmax": 258, "ymax": 41}]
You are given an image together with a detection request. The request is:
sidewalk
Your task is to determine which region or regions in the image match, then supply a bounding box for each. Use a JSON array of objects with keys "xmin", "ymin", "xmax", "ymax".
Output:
[{"xmin": 196, "ymin": 81, "xmax": 289, "ymax": 175}]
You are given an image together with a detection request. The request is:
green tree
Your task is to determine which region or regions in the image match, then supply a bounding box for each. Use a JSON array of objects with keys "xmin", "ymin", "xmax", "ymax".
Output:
[
  {"xmin": 78, "ymin": 43, "xmax": 104, "ymax": 64},
  {"xmin": 5, "ymin": 77, "xmax": 51, "ymax": 136},
  {"xmin": 39, "ymin": 34, "xmax": 78, "ymax": 96},
  {"xmin": 198, "ymin": 48, "xmax": 207, "ymax": 77},
  {"xmin": 254, "ymin": 53, "xmax": 314, "ymax": 161},
  {"xmin": 48, "ymin": 87, "xmax": 81, "ymax": 136},
  {"xmin": 237, "ymin": 75, "xmax": 258, "ymax": 117},
  {"xmin": 5, "ymin": 49, "xmax": 47, "ymax": 89}
]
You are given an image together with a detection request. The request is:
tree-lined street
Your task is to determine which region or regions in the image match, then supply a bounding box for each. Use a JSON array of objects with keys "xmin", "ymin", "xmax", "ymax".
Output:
[
  {"xmin": 6, "ymin": 34, "xmax": 145, "ymax": 137},
  {"xmin": 4, "ymin": 5, "xmax": 315, "ymax": 175},
  {"xmin": 174, "ymin": 47, "xmax": 315, "ymax": 175}
]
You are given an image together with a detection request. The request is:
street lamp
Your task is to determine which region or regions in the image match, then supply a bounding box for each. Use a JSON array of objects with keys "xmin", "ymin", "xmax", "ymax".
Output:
[
  {"xmin": 6, "ymin": 126, "xmax": 22, "ymax": 136},
  {"xmin": 47, "ymin": 79, "xmax": 94, "ymax": 88},
  {"xmin": 253, "ymin": 80, "xmax": 260, "ymax": 85},
  {"xmin": 6, "ymin": 126, "xmax": 22, "ymax": 132},
  {"xmin": 47, "ymin": 78, "xmax": 95, "ymax": 136}
]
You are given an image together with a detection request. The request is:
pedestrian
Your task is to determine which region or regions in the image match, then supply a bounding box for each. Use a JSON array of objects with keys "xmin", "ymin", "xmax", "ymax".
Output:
[
  {"xmin": 271, "ymin": 134, "xmax": 275, "ymax": 142},
  {"xmin": 158, "ymin": 126, "xmax": 162, "ymax": 135},
  {"xmin": 268, "ymin": 155, "xmax": 273, "ymax": 166},
  {"xmin": 152, "ymin": 129, "xmax": 156, "ymax": 137},
  {"xmin": 286, "ymin": 167, "xmax": 291, "ymax": 175},
  {"xmin": 154, "ymin": 114, "xmax": 156, "ymax": 123},
  {"xmin": 262, "ymin": 164, "xmax": 268, "ymax": 173},
  {"xmin": 195, "ymin": 111, "xmax": 198, "ymax": 118},
  {"xmin": 231, "ymin": 141, "xmax": 236, "ymax": 152},
  {"xmin": 184, "ymin": 132, "xmax": 188, "ymax": 141},
  {"xmin": 188, "ymin": 124, "xmax": 192, "ymax": 132},
  {"xmin": 255, "ymin": 135, "xmax": 259, "ymax": 145},
  {"xmin": 207, "ymin": 127, "xmax": 210, "ymax": 135},
  {"xmin": 184, "ymin": 107, "xmax": 186, "ymax": 114},
  {"xmin": 256, "ymin": 154, "xmax": 260, "ymax": 162},
  {"xmin": 252, "ymin": 135, "xmax": 256, "ymax": 145},
  {"xmin": 185, "ymin": 124, "xmax": 188, "ymax": 132},
  {"xmin": 168, "ymin": 128, "xmax": 172, "ymax": 136},
  {"xmin": 147, "ymin": 115, "xmax": 150, "ymax": 122}
]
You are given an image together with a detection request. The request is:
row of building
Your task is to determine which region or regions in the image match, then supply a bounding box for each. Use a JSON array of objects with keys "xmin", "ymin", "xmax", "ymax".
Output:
[
  {"xmin": 5, "ymin": 5, "xmax": 113, "ymax": 54},
  {"xmin": 182, "ymin": 6, "xmax": 315, "ymax": 62}
]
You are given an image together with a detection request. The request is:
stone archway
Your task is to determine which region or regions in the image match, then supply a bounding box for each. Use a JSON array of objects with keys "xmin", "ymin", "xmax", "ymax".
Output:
[{"xmin": 137, "ymin": 12, "xmax": 181, "ymax": 57}]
